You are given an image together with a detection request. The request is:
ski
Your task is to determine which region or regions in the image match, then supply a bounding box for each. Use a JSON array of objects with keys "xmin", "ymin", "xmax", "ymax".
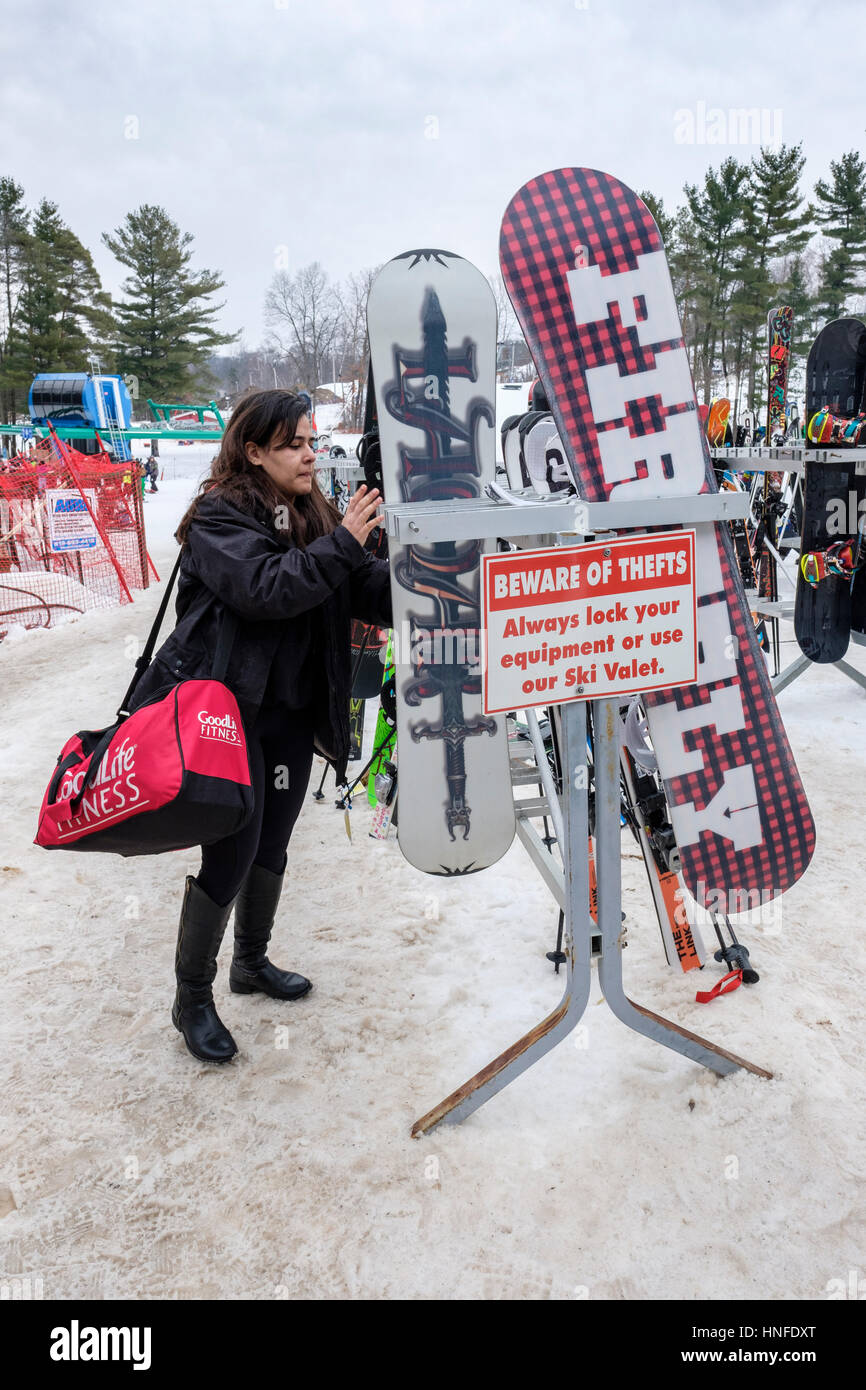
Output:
[
  {"xmin": 348, "ymin": 697, "xmax": 365, "ymax": 760},
  {"xmin": 756, "ymin": 306, "xmax": 795, "ymax": 673},
  {"xmin": 499, "ymin": 167, "xmax": 815, "ymax": 903},
  {"xmin": 767, "ymin": 306, "xmax": 793, "ymax": 445},
  {"xmin": 367, "ymin": 250, "xmax": 515, "ymax": 873},
  {"xmin": 618, "ymin": 720, "xmax": 705, "ymax": 973}
]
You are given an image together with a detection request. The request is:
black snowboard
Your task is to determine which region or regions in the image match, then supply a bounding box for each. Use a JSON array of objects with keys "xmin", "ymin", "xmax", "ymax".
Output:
[{"xmin": 794, "ymin": 317, "xmax": 866, "ymax": 662}]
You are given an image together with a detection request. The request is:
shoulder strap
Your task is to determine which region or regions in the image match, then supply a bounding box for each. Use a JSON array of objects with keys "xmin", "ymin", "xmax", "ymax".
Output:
[
  {"xmin": 211, "ymin": 607, "xmax": 238, "ymax": 684},
  {"xmin": 118, "ymin": 550, "xmax": 184, "ymax": 716},
  {"xmin": 118, "ymin": 548, "xmax": 241, "ymax": 715},
  {"xmin": 67, "ymin": 553, "xmax": 239, "ymax": 805}
]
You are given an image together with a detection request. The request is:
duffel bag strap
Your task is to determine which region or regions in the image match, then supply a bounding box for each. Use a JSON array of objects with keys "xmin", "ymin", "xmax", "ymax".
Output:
[
  {"xmin": 70, "ymin": 720, "xmax": 122, "ymax": 810},
  {"xmin": 211, "ymin": 607, "xmax": 238, "ymax": 684},
  {"xmin": 48, "ymin": 751, "xmax": 83, "ymax": 804},
  {"xmin": 117, "ymin": 550, "xmax": 184, "ymax": 717},
  {"xmin": 77, "ymin": 604, "xmax": 238, "ymax": 808}
]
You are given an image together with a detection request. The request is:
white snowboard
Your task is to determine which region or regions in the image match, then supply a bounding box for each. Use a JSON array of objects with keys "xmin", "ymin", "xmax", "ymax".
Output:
[{"xmin": 367, "ymin": 250, "xmax": 515, "ymax": 874}]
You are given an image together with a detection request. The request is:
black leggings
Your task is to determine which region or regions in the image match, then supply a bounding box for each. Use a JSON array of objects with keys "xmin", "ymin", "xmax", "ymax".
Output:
[{"xmin": 198, "ymin": 703, "xmax": 316, "ymax": 906}]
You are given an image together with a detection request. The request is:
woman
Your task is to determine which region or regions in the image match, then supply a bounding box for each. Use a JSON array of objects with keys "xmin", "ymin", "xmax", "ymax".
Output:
[{"xmin": 129, "ymin": 390, "xmax": 391, "ymax": 1064}]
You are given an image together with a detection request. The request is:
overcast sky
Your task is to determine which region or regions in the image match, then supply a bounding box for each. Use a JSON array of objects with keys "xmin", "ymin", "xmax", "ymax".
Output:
[{"xmin": 1, "ymin": 0, "xmax": 861, "ymax": 350}]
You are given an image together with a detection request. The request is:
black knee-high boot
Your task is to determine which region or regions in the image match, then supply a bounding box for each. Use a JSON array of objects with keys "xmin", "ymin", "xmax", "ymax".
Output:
[
  {"xmin": 172, "ymin": 876, "xmax": 239, "ymax": 1062},
  {"xmin": 229, "ymin": 858, "xmax": 312, "ymax": 1001}
]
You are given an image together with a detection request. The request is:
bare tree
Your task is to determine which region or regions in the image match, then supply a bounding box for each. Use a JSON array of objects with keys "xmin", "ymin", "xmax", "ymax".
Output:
[
  {"xmin": 334, "ymin": 265, "xmax": 381, "ymax": 429},
  {"xmin": 264, "ymin": 261, "xmax": 340, "ymax": 398},
  {"xmin": 488, "ymin": 271, "xmax": 528, "ymax": 379},
  {"xmin": 488, "ymin": 272, "xmax": 519, "ymax": 341}
]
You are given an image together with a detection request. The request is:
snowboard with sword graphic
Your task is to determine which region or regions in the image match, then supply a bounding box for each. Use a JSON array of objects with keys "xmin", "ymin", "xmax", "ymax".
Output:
[{"xmin": 366, "ymin": 250, "xmax": 515, "ymax": 874}]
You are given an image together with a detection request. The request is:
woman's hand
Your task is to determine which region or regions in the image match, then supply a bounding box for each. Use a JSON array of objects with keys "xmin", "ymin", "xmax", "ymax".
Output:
[{"xmin": 341, "ymin": 484, "xmax": 385, "ymax": 548}]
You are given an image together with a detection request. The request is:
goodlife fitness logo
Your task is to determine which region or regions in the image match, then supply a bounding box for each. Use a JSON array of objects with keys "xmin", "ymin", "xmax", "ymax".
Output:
[
  {"xmin": 564, "ymin": 247, "xmax": 761, "ymax": 855},
  {"xmin": 198, "ymin": 709, "xmax": 242, "ymax": 744},
  {"xmin": 57, "ymin": 735, "xmax": 142, "ymax": 833}
]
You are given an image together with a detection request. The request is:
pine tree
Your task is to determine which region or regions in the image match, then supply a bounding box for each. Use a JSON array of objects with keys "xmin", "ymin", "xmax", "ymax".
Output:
[
  {"xmin": 728, "ymin": 144, "xmax": 812, "ymax": 414},
  {"xmin": 102, "ymin": 204, "xmax": 235, "ymax": 404},
  {"xmin": 683, "ymin": 157, "xmax": 750, "ymax": 401},
  {"xmin": 784, "ymin": 252, "xmax": 819, "ymax": 356},
  {"xmin": 813, "ymin": 150, "xmax": 866, "ymax": 318},
  {"xmin": 1, "ymin": 195, "xmax": 114, "ymax": 428},
  {"xmin": 16, "ymin": 201, "xmax": 114, "ymax": 373},
  {"xmin": 0, "ymin": 178, "xmax": 31, "ymax": 422},
  {"xmin": 669, "ymin": 205, "xmax": 703, "ymax": 380},
  {"xmin": 639, "ymin": 191, "xmax": 677, "ymax": 250}
]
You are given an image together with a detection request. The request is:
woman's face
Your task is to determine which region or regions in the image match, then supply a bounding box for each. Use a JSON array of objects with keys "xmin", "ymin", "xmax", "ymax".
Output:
[{"xmin": 246, "ymin": 413, "xmax": 317, "ymax": 497}]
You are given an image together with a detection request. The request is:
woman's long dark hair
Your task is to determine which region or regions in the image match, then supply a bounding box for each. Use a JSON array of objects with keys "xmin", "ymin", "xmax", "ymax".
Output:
[{"xmin": 176, "ymin": 389, "xmax": 342, "ymax": 547}]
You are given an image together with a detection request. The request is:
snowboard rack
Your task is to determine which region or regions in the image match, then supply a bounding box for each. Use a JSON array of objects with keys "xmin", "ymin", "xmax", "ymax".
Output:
[
  {"xmin": 710, "ymin": 445, "xmax": 866, "ymax": 696},
  {"xmin": 381, "ymin": 489, "xmax": 773, "ymax": 1136}
]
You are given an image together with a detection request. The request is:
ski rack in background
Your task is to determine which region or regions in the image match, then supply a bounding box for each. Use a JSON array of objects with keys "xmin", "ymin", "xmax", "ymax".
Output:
[
  {"xmin": 711, "ymin": 445, "xmax": 866, "ymax": 696},
  {"xmin": 381, "ymin": 488, "xmax": 772, "ymax": 1136},
  {"xmin": 709, "ymin": 443, "xmax": 866, "ymax": 474}
]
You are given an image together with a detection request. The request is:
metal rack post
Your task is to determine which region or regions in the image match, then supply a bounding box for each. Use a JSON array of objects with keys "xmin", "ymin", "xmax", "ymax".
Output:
[{"xmin": 396, "ymin": 489, "xmax": 771, "ymax": 1135}]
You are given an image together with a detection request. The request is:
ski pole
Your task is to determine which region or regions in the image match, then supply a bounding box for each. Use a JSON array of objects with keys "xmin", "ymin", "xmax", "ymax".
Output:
[
  {"xmin": 312, "ymin": 762, "xmax": 330, "ymax": 802},
  {"xmin": 709, "ymin": 911, "xmax": 759, "ymax": 984}
]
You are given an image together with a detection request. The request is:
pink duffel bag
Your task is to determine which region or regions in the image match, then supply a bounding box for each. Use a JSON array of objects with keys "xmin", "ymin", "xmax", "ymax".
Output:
[{"xmin": 35, "ymin": 553, "xmax": 254, "ymax": 856}]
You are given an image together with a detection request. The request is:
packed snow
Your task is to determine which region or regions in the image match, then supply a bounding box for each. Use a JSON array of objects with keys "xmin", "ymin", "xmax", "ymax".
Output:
[{"xmin": 1, "ymin": 469, "xmax": 864, "ymax": 1300}]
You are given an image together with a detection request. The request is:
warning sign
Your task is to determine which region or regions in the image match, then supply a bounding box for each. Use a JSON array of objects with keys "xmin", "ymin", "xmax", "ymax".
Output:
[
  {"xmin": 46, "ymin": 490, "xmax": 99, "ymax": 553},
  {"xmin": 481, "ymin": 531, "xmax": 697, "ymax": 713}
]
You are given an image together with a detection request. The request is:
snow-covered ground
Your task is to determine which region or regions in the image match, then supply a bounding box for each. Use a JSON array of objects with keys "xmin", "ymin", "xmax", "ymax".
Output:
[{"xmin": 1, "ymin": 480, "xmax": 864, "ymax": 1300}]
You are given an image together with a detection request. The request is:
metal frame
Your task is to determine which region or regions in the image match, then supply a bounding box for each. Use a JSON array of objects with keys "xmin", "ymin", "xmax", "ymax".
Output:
[
  {"xmin": 385, "ymin": 490, "xmax": 750, "ymax": 545},
  {"xmin": 759, "ymin": 607, "xmax": 866, "ymax": 696},
  {"xmin": 710, "ymin": 444, "xmax": 866, "ymax": 475},
  {"xmin": 711, "ymin": 446, "xmax": 866, "ymax": 697},
  {"xmin": 402, "ymin": 491, "xmax": 770, "ymax": 1136}
]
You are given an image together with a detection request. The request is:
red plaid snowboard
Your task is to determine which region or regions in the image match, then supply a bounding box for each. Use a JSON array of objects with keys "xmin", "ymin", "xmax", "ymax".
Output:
[{"xmin": 500, "ymin": 168, "xmax": 814, "ymax": 903}]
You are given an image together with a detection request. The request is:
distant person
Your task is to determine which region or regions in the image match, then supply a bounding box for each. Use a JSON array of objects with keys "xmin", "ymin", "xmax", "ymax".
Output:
[{"xmin": 146, "ymin": 455, "xmax": 159, "ymax": 493}]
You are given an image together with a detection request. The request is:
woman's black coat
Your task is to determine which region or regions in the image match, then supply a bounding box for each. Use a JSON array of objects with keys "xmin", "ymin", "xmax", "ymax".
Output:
[{"xmin": 128, "ymin": 491, "xmax": 392, "ymax": 782}]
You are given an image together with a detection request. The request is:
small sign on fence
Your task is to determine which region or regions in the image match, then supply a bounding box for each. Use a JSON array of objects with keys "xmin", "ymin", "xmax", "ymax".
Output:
[
  {"xmin": 481, "ymin": 530, "xmax": 697, "ymax": 713},
  {"xmin": 46, "ymin": 489, "xmax": 99, "ymax": 552}
]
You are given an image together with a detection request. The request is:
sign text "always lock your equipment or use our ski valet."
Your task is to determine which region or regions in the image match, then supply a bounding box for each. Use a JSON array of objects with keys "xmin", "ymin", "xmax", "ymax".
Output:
[{"xmin": 481, "ymin": 531, "xmax": 697, "ymax": 713}]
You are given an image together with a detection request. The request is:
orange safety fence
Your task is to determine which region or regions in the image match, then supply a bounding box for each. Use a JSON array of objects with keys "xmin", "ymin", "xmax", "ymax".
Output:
[{"xmin": 0, "ymin": 435, "xmax": 151, "ymax": 638}]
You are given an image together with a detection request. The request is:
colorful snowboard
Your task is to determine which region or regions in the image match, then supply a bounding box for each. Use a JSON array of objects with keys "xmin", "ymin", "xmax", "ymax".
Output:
[
  {"xmin": 367, "ymin": 634, "xmax": 396, "ymax": 807},
  {"xmin": 767, "ymin": 307, "xmax": 793, "ymax": 444},
  {"xmin": 706, "ymin": 397, "xmax": 731, "ymax": 447},
  {"xmin": 500, "ymin": 167, "xmax": 814, "ymax": 903},
  {"xmin": 367, "ymin": 251, "xmax": 515, "ymax": 873},
  {"xmin": 795, "ymin": 316, "xmax": 866, "ymax": 662}
]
